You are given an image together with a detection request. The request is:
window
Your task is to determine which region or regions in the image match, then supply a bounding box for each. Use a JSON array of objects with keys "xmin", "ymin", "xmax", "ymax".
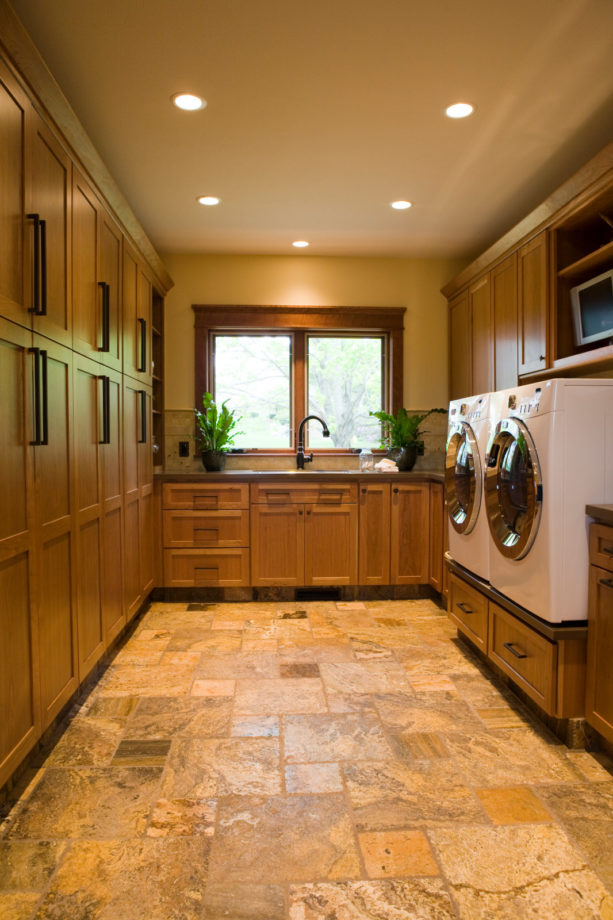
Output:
[{"xmin": 194, "ymin": 305, "xmax": 405, "ymax": 452}]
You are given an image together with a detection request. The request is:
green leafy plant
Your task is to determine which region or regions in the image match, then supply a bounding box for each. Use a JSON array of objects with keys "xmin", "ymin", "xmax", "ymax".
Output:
[
  {"xmin": 195, "ymin": 392, "xmax": 243, "ymax": 452},
  {"xmin": 369, "ymin": 407, "xmax": 446, "ymax": 449}
]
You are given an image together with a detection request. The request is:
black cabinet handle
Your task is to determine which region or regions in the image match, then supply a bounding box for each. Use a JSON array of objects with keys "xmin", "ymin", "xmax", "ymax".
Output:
[
  {"xmin": 138, "ymin": 389, "xmax": 147, "ymax": 443},
  {"xmin": 457, "ymin": 602, "xmax": 474, "ymax": 614},
  {"xmin": 40, "ymin": 349, "xmax": 48, "ymax": 445},
  {"xmin": 602, "ymin": 546, "xmax": 613, "ymax": 556},
  {"xmin": 27, "ymin": 214, "xmax": 48, "ymax": 316},
  {"xmin": 393, "ymin": 487, "xmax": 399, "ymax": 493},
  {"xmin": 138, "ymin": 317, "xmax": 147, "ymax": 372},
  {"xmin": 600, "ymin": 578, "xmax": 613, "ymax": 590},
  {"xmin": 99, "ymin": 375, "xmax": 110, "ymax": 444},
  {"xmin": 503, "ymin": 641, "xmax": 527, "ymax": 659},
  {"xmin": 361, "ymin": 488, "xmax": 367, "ymax": 494},
  {"xmin": 29, "ymin": 347, "xmax": 41, "ymax": 444},
  {"xmin": 40, "ymin": 219, "xmax": 47, "ymax": 316},
  {"xmin": 98, "ymin": 282, "xmax": 110, "ymax": 352}
]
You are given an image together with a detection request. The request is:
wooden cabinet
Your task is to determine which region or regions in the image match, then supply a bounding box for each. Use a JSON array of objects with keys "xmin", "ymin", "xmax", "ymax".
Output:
[
  {"xmin": 390, "ymin": 483, "xmax": 429, "ymax": 584},
  {"xmin": 517, "ymin": 231, "xmax": 549, "ymax": 375},
  {"xmin": 123, "ymin": 378, "xmax": 153, "ymax": 618},
  {"xmin": 488, "ymin": 601, "xmax": 557, "ymax": 712},
  {"xmin": 585, "ymin": 522, "xmax": 613, "ymax": 743},
  {"xmin": 100, "ymin": 367, "xmax": 125, "ymax": 645},
  {"xmin": 449, "ymin": 290, "xmax": 471, "ymax": 400},
  {"xmin": 163, "ymin": 483, "xmax": 250, "ymax": 587},
  {"xmin": 123, "ymin": 241, "xmax": 152, "ymax": 384},
  {"xmin": 448, "ymin": 572, "xmax": 488, "ymax": 651},
  {"xmin": 469, "ymin": 275, "xmax": 492, "ymax": 395},
  {"xmin": 492, "ymin": 254, "xmax": 518, "ymax": 389},
  {"xmin": 358, "ymin": 482, "xmax": 391, "ymax": 585},
  {"xmin": 0, "ymin": 60, "xmax": 29, "ymax": 328},
  {"xmin": 428, "ymin": 481, "xmax": 444, "ymax": 593}
]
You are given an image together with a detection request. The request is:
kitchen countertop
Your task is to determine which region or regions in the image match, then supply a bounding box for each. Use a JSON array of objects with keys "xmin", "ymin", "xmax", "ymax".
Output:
[
  {"xmin": 586, "ymin": 504, "xmax": 613, "ymax": 527},
  {"xmin": 155, "ymin": 468, "xmax": 445, "ymax": 483}
]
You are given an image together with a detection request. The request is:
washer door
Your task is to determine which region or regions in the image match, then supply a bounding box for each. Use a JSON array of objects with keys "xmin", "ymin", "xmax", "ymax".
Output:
[
  {"xmin": 485, "ymin": 418, "xmax": 542, "ymax": 560},
  {"xmin": 446, "ymin": 421, "xmax": 482, "ymax": 534}
]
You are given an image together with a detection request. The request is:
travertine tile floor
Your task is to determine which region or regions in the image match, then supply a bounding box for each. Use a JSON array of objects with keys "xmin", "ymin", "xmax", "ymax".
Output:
[{"xmin": 2, "ymin": 599, "xmax": 613, "ymax": 919}]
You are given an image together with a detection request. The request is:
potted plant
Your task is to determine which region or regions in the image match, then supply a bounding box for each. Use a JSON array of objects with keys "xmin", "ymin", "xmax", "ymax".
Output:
[
  {"xmin": 369, "ymin": 406, "xmax": 445, "ymax": 470},
  {"xmin": 195, "ymin": 392, "xmax": 242, "ymax": 471}
]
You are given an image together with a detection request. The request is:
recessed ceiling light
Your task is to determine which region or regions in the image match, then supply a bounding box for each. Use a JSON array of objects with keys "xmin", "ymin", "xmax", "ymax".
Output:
[
  {"xmin": 197, "ymin": 196, "xmax": 220, "ymax": 206},
  {"xmin": 390, "ymin": 200, "xmax": 412, "ymax": 210},
  {"xmin": 445, "ymin": 102, "xmax": 474, "ymax": 119},
  {"xmin": 292, "ymin": 240, "xmax": 309, "ymax": 248},
  {"xmin": 172, "ymin": 93, "xmax": 206, "ymax": 111}
]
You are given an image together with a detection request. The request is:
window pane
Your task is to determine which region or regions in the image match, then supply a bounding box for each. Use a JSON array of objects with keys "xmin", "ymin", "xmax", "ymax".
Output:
[
  {"xmin": 307, "ymin": 336, "xmax": 384, "ymax": 448},
  {"xmin": 213, "ymin": 335, "xmax": 291, "ymax": 448}
]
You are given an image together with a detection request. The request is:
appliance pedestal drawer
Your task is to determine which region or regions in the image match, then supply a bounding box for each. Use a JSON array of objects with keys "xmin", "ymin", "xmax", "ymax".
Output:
[
  {"xmin": 488, "ymin": 601, "xmax": 556, "ymax": 712},
  {"xmin": 448, "ymin": 572, "xmax": 488, "ymax": 651}
]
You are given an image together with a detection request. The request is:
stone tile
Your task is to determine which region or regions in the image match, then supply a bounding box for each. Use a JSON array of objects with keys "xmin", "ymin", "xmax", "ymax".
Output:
[
  {"xmin": 475, "ymin": 786, "xmax": 553, "ymax": 824},
  {"xmin": 0, "ymin": 840, "xmax": 66, "ymax": 890},
  {"xmin": 280, "ymin": 661, "xmax": 321, "ymax": 678},
  {"xmin": 231, "ymin": 715, "xmax": 279, "ymax": 737},
  {"xmin": 319, "ymin": 662, "xmax": 412, "ymax": 694},
  {"xmin": 160, "ymin": 651, "xmax": 202, "ymax": 667},
  {"xmin": 191, "ymin": 678, "xmax": 236, "ymax": 697},
  {"xmin": 98, "ymin": 665, "xmax": 195, "ymax": 697},
  {"xmin": 184, "ymin": 631, "xmax": 243, "ymax": 653},
  {"xmin": 344, "ymin": 759, "xmax": 487, "ymax": 830},
  {"xmin": 241, "ymin": 638, "xmax": 278, "ymax": 651},
  {"xmin": 208, "ymin": 794, "xmax": 360, "ymax": 883},
  {"xmin": 43, "ymin": 720, "xmax": 120, "ymax": 767},
  {"xmin": 351, "ymin": 639, "xmax": 395, "ymax": 660},
  {"xmin": 197, "ymin": 652, "xmax": 280, "ymax": 679},
  {"xmin": 0, "ymin": 892, "xmax": 41, "ymax": 920},
  {"xmin": 475, "ymin": 707, "xmax": 531, "ymax": 730},
  {"xmin": 409, "ymin": 676, "xmax": 459, "ymax": 693},
  {"xmin": 391, "ymin": 732, "xmax": 449, "ymax": 761},
  {"xmin": 566, "ymin": 750, "xmax": 613, "ymax": 782},
  {"xmin": 33, "ymin": 838, "xmax": 211, "ymax": 919},
  {"xmin": 112, "ymin": 638, "xmax": 169, "ymax": 666},
  {"xmin": 146, "ymin": 797, "xmax": 216, "ymax": 837},
  {"xmin": 289, "ymin": 880, "xmax": 457, "ymax": 919},
  {"xmin": 326, "ymin": 690, "xmax": 377, "ymax": 713},
  {"xmin": 430, "ymin": 824, "xmax": 609, "ymax": 919},
  {"xmin": 359, "ymin": 830, "xmax": 439, "ymax": 878},
  {"xmin": 373, "ymin": 692, "xmax": 482, "ymax": 733},
  {"xmin": 7, "ymin": 768, "xmax": 162, "ymax": 839},
  {"xmin": 202, "ymin": 883, "xmax": 285, "ymax": 920},
  {"xmin": 234, "ymin": 678, "xmax": 327, "ymax": 714},
  {"xmin": 111, "ymin": 739, "xmax": 171, "ymax": 766},
  {"xmin": 161, "ymin": 737, "xmax": 281, "ymax": 798},
  {"xmin": 84, "ymin": 696, "xmax": 139, "ymax": 727},
  {"xmin": 124, "ymin": 696, "xmax": 233, "ymax": 739},
  {"xmin": 284, "ymin": 713, "xmax": 393, "ymax": 763},
  {"xmin": 285, "ymin": 763, "xmax": 344, "ymax": 794}
]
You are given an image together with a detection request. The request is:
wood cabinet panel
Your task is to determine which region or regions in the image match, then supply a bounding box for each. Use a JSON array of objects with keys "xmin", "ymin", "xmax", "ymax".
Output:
[
  {"xmin": 488, "ymin": 601, "xmax": 556, "ymax": 712},
  {"xmin": 358, "ymin": 482, "xmax": 391, "ymax": 585},
  {"xmin": 98, "ymin": 208, "xmax": 122, "ymax": 371},
  {"xmin": 123, "ymin": 242, "xmax": 152, "ymax": 383},
  {"xmin": 251, "ymin": 504, "xmax": 304, "ymax": 586},
  {"xmin": 448, "ymin": 572, "xmax": 488, "ymax": 651},
  {"xmin": 492, "ymin": 254, "xmax": 518, "ymax": 389},
  {"xmin": 163, "ymin": 510, "xmax": 250, "ymax": 548},
  {"xmin": 390, "ymin": 483, "xmax": 430, "ymax": 584},
  {"xmin": 164, "ymin": 482, "xmax": 249, "ymax": 510},
  {"xmin": 251, "ymin": 482, "xmax": 357, "ymax": 505},
  {"xmin": 72, "ymin": 170, "xmax": 99, "ymax": 360},
  {"xmin": 305, "ymin": 504, "xmax": 357, "ymax": 586},
  {"xmin": 449, "ymin": 290, "xmax": 471, "ymax": 400},
  {"xmin": 428, "ymin": 481, "xmax": 444, "ymax": 593},
  {"xmin": 38, "ymin": 530, "xmax": 77, "ymax": 727},
  {"xmin": 518, "ymin": 231, "xmax": 549, "ymax": 375},
  {"xmin": 469, "ymin": 275, "xmax": 492, "ymax": 395},
  {"xmin": 0, "ymin": 60, "xmax": 28, "ymax": 326},
  {"xmin": 585, "ymin": 562, "xmax": 613, "ymax": 743},
  {"xmin": 100, "ymin": 369, "xmax": 124, "ymax": 644},
  {"xmin": 589, "ymin": 523, "xmax": 613, "ymax": 574}
]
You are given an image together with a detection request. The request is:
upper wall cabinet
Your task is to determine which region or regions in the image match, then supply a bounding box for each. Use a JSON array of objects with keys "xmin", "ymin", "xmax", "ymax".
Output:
[
  {"xmin": 123, "ymin": 241, "xmax": 152, "ymax": 385},
  {"xmin": 0, "ymin": 60, "xmax": 28, "ymax": 327},
  {"xmin": 449, "ymin": 290, "xmax": 471, "ymax": 400},
  {"xmin": 469, "ymin": 274, "xmax": 492, "ymax": 396},
  {"xmin": 517, "ymin": 231, "xmax": 549, "ymax": 376},
  {"xmin": 492, "ymin": 254, "xmax": 518, "ymax": 390}
]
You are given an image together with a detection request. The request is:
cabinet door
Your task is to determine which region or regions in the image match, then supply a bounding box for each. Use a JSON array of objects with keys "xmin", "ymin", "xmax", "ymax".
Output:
[
  {"xmin": 100, "ymin": 369, "xmax": 124, "ymax": 644},
  {"xmin": 123, "ymin": 241, "xmax": 152, "ymax": 383},
  {"xmin": 0, "ymin": 61, "xmax": 29, "ymax": 327},
  {"xmin": 72, "ymin": 170, "xmax": 100, "ymax": 360},
  {"xmin": 449, "ymin": 290, "xmax": 471, "ymax": 400},
  {"xmin": 28, "ymin": 111, "xmax": 72, "ymax": 347},
  {"xmin": 32, "ymin": 335, "xmax": 77, "ymax": 727},
  {"xmin": 358, "ymin": 483, "xmax": 390, "ymax": 585},
  {"xmin": 122, "ymin": 378, "xmax": 141, "ymax": 620},
  {"xmin": 98, "ymin": 208, "xmax": 122, "ymax": 372},
  {"xmin": 305, "ymin": 504, "xmax": 358, "ymax": 585},
  {"xmin": 390, "ymin": 483, "xmax": 430, "ymax": 584},
  {"xmin": 138, "ymin": 388, "xmax": 154, "ymax": 596},
  {"xmin": 585, "ymin": 563, "xmax": 613, "ymax": 744},
  {"xmin": 492, "ymin": 254, "xmax": 518, "ymax": 389},
  {"xmin": 73, "ymin": 354, "xmax": 104, "ymax": 679},
  {"xmin": 251, "ymin": 504, "xmax": 304, "ymax": 586},
  {"xmin": 0, "ymin": 319, "xmax": 40, "ymax": 786},
  {"xmin": 469, "ymin": 275, "xmax": 492, "ymax": 395},
  {"xmin": 428, "ymin": 482, "xmax": 444, "ymax": 592},
  {"xmin": 518, "ymin": 231, "xmax": 549, "ymax": 375}
]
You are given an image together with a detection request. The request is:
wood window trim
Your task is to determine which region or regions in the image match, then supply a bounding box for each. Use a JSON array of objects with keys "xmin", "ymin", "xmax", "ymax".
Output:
[{"xmin": 193, "ymin": 304, "xmax": 405, "ymax": 453}]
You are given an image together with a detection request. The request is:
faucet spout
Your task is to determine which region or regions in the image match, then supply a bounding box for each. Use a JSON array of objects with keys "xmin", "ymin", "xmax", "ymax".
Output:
[{"xmin": 296, "ymin": 415, "xmax": 330, "ymax": 469}]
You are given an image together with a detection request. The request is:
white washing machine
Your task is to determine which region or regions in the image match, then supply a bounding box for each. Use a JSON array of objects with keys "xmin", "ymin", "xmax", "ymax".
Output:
[
  {"xmin": 485, "ymin": 377, "xmax": 613, "ymax": 624},
  {"xmin": 446, "ymin": 391, "xmax": 505, "ymax": 582}
]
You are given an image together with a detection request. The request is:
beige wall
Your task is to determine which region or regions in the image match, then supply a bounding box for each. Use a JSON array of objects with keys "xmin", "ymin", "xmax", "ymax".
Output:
[{"xmin": 161, "ymin": 253, "xmax": 465, "ymax": 410}]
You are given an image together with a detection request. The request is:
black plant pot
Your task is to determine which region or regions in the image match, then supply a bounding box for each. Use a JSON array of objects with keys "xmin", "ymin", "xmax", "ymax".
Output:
[
  {"xmin": 201, "ymin": 450, "xmax": 226, "ymax": 472},
  {"xmin": 386, "ymin": 445, "xmax": 417, "ymax": 471}
]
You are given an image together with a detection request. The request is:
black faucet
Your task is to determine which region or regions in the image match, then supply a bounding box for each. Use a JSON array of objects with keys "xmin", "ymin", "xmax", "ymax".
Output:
[{"xmin": 296, "ymin": 415, "xmax": 330, "ymax": 469}]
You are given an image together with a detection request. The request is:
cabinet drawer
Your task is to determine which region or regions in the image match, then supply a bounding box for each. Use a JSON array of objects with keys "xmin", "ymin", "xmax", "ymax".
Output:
[
  {"xmin": 488, "ymin": 601, "xmax": 556, "ymax": 711},
  {"xmin": 251, "ymin": 482, "xmax": 357, "ymax": 505},
  {"xmin": 589, "ymin": 523, "xmax": 613, "ymax": 573},
  {"xmin": 163, "ymin": 510, "xmax": 249, "ymax": 548},
  {"xmin": 163, "ymin": 548, "xmax": 250, "ymax": 586},
  {"xmin": 448, "ymin": 573, "xmax": 488, "ymax": 651},
  {"xmin": 163, "ymin": 482, "xmax": 249, "ymax": 510}
]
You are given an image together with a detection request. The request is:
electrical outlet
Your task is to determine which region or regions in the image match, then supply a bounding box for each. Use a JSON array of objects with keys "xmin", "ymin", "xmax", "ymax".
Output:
[
  {"xmin": 417, "ymin": 440, "xmax": 425, "ymax": 456},
  {"xmin": 178, "ymin": 441, "xmax": 190, "ymax": 457}
]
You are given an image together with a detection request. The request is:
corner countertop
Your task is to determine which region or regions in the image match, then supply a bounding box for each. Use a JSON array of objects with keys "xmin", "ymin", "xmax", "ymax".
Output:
[
  {"xmin": 586, "ymin": 504, "xmax": 613, "ymax": 527},
  {"xmin": 155, "ymin": 468, "xmax": 445, "ymax": 484}
]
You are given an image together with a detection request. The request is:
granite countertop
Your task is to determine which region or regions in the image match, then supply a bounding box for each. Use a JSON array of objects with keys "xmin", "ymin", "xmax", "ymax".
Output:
[
  {"xmin": 155, "ymin": 468, "xmax": 445, "ymax": 483},
  {"xmin": 586, "ymin": 504, "xmax": 613, "ymax": 527}
]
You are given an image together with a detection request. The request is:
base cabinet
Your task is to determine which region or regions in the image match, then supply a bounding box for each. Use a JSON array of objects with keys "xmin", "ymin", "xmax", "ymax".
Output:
[
  {"xmin": 390, "ymin": 483, "xmax": 430, "ymax": 584},
  {"xmin": 585, "ymin": 523, "xmax": 613, "ymax": 743}
]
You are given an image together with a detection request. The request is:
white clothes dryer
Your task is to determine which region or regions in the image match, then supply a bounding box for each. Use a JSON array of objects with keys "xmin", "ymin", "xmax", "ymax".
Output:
[
  {"xmin": 485, "ymin": 377, "xmax": 613, "ymax": 624},
  {"xmin": 446, "ymin": 391, "xmax": 505, "ymax": 582}
]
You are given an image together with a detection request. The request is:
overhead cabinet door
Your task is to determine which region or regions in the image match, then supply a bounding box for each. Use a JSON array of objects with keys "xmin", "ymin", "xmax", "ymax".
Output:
[{"xmin": 0, "ymin": 61, "xmax": 29, "ymax": 327}]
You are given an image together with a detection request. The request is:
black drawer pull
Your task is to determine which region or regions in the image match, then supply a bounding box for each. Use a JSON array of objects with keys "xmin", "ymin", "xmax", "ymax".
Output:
[
  {"xmin": 503, "ymin": 641, "xmax": 527, "ymax": 660},
  {"xmin": 600, "ymin": 578, "xmax": 613, "ymax": 590},
  {"xmin": 602, "ymin": 546, "xmax": 613, "ymax": 556},
  {"xmin": 456, "ymin": 602, "xmax": 474, "ymax": 614}
]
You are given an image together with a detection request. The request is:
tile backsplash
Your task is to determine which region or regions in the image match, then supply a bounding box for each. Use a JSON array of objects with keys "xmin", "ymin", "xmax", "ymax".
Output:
[{"xmin": 162, "ymin": 408, "xmax": 446, "ymax": 473}]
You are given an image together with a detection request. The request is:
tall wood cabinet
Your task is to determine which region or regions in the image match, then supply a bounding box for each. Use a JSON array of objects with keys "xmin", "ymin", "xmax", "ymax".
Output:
[{"xmin": 0, "ymin": 48, "xmax": 169, "ymax": 788}]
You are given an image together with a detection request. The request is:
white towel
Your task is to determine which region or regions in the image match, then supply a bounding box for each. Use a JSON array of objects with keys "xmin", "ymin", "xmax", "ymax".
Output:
[{"xmin": 374, "ymin": 458, "xmax": 399, "ymax": 472}]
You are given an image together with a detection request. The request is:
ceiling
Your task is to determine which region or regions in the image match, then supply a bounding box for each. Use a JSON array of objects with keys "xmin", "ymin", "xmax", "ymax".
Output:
[{"xmin": 9, "ymin": 0, "xmax": 613, "ymax": 260}]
